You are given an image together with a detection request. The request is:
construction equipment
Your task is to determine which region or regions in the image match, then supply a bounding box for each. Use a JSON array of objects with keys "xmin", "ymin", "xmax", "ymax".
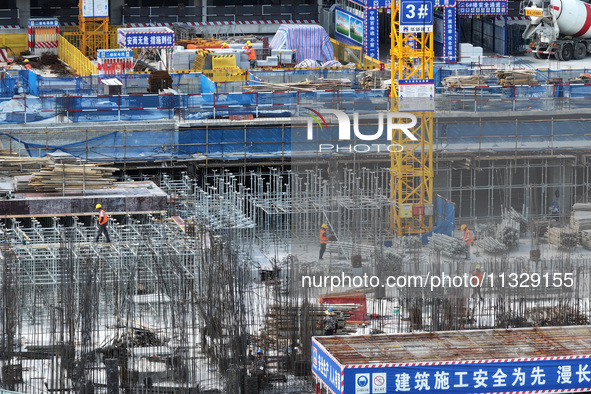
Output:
[
  {"xmin": 389, "ymin": 0, "xmax": 435, "ymax": 236},
  {"xmin": 77, "ymin": 0, "xmax": 109, "ymax": 59},
  {"xmin": 521, "ymin": 0, "xmax": 591, "ymax": 60}
]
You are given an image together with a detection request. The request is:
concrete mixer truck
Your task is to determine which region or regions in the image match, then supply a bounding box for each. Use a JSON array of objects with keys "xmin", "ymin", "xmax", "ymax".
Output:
[{"xmin": 521, "ymin": 0, "xmax": 591, "ymax": 60}]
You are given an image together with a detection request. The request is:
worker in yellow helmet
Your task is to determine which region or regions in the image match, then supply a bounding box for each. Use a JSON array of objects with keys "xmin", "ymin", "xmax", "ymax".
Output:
[
  {"xmin": 95, "ymin": 203, "xmax": 111, "ymax": 243},
  {"xmin": 243, "ymin": 40, "xmax": 257, "ymax": 68},
  {"xmin": 23, "ymin": 58, "xmax": 31, "ymax": 70},
  {"xmin": 221, "ymin": 42, "xmax": 229, "ymax": 49}
]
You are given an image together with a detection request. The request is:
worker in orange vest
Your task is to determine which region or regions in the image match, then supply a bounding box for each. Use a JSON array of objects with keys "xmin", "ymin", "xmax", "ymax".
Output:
[
  {"xmin": 461, "ymin": 224, "xmax": 473, "ymax": 259},
  {"xmin": 319, "ymin": 223, "xmax": 329, "ymax": 260},
  {"xmin": 243, "ymin": 40, "xmax": 257, "ymax": 68},
  {"xmin": 221, "ymin": 42, "xmax": 229, "ymax": 49},
  {"xmin": 95, "ymin": 204, "xmax": 111, "ymax": 243},
  {"xmin": 24, "ymin": 59, "xmax": 31, "ymax": 70},
  {"xmin": 472, "ymin": 264, "xmax": 484, "ymax": 301}
]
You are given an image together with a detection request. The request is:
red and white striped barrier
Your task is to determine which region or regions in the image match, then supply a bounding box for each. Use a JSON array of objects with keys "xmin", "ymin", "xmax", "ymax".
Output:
[
  {"xmin": 28, "ymin": 18, "xmax": 59, "ymax": 55},
  {"xmin": 343, "ymin": 354, "xmax": 591, "ymax": 369},
  {"xmin": 495, "ymin": 15, "xmax": 530, "ymax": 20},
  {"xmin": 0, "ymin": 48, "xmax": 11, "ymax": 62},
  {"xmin": 126, "ymin": 19, "xmax": 318, "ymax": 27},
  {"xmin": 0, "ymin": 25, "xmax": 20, "ymax": 29}
]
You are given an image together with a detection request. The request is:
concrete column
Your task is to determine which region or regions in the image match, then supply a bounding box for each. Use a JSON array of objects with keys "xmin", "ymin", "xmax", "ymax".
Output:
[
  {"xmin": 201, "ymin": 0, "xmax": 207, "ymax": 23},
  {"xmin": 17, "ymin": 0, "xmax": 30, "ymax": 28},
  {"xmin": 110, "ymin": 0, "xmax": 125, "ymax": 25}
]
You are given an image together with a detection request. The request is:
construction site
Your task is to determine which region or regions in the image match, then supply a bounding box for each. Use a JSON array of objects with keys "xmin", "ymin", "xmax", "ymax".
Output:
[{"xmin": 2, "ymin": 0, "xmax": 591, "ymax": 393}]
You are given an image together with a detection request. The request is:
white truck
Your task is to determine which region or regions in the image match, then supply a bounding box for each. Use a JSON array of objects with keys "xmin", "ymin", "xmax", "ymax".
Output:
[{"xmin": 521, "ymin": 0, "xmax": 591, "ymax": 60}]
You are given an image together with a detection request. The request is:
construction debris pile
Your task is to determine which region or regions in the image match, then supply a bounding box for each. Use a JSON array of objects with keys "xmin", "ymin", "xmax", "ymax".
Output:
[{"xmin": 358, "ymin": 69, "xmax": 391, "ymax": 89}]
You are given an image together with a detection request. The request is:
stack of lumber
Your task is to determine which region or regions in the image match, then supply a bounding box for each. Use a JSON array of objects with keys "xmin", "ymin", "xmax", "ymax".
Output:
[
  {"xmin": 28, "ymin": 163, "xmax": 118, "ymax": 192},
  {"xmin": 0, "ymin": 155, "xmax": 52, "ymax": 175},
  {"xmin": 570, "ymin": 203, "xmax": 591, "ymax": 231},
  {"xmin": 242, "ymin": 78, "xmax": 352, "ymax": 92},
  {"xmin": 496, "ymin": 70, "xmax": 538, "ymax": 86},
  {"xmin": 547, "ymin": 227, "xmax": 578, "ymax": 248},
  {"xmin": 14, "ymin": 175, "xmax": 34, "ymax": 192},
  {"xmin": 442, "ymin": 74, "xmax": 490, "ymax": 88},
  {"xmin": 580, "ymin": 230, "xmax": 591, "ymax": 250}
]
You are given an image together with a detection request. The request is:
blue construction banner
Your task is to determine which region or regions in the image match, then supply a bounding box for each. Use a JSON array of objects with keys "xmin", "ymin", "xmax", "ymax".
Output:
[
  {"xmin": 365, "ymin": 8, "xmax": 379, "ymax": 59},
  {"xmin": 312, "ymin": 339, "xmax": 343, "ymax": 394},
  {"xmin": 367, "ymin": 0, "xmax": 393, "ymax": 6},
  {"xmin": 97, "ymin": 49, "xmax": 134, "ymax": 59},
  {"xmin": 335, "ymin": 7, "xmax": 364, "ymax": 47},
  {"xmin": 434, "ymin": 0, "xmax": 455, "ymax": 5},
  {"xmin": 28, "ymin": 19, "xmax": 59, "ymax": 27},
  {"xmin": 458, "ymin": 0, "xmax": 507, "ymax": 15},
  {"xmin": 400, "ymin": 0, "xmax": 434, "ymax": 33},
  {"xmin": 444, "ymin": 6, "xmax": 457, "ymax": 62},
  {"xmin": 118, "ymin": 29, "xmax": 175, "ymax": 48},
  {"xmin": 342, "ymin": 357, "xmax": 591, "ymax": 394}
]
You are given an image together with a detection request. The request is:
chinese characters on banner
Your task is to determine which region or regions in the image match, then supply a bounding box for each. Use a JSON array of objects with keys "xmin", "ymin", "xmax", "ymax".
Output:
[
  {"xmin": 365, "ymin": 8, "xmax": 380, "ymax": 60},
  {"xmin": 342, "ymin": 358, "xmax": 591, "ymax": 394},
  {"xmin": 458, "ymin": 0, "xmax": 508, "ymax": 15},
  {"xmin": 444, "ymin": 7, "xmax": 457, "ymax": 62},
  {"xmin": 119, "ymin": 33, "xmax": 174, "ymax": 48},
  {"xmin": 97, "ymin": 50, "xmax": 134, "ymax": 59}
]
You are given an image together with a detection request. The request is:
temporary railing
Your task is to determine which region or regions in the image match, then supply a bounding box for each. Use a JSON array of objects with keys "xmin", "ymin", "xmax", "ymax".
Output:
[
  {"xmin": 58, "ymin": 35, "xmax": 98, "ymax": 77},
  {"xmin": 4, "ymin": 82, "xmax": 591, "ymax": 125}
]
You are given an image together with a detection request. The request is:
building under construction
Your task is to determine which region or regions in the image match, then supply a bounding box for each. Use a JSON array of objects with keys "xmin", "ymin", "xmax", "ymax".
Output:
[{"xmin": 1, "ymin": 86, "xmax": 591, "ymax": 393}]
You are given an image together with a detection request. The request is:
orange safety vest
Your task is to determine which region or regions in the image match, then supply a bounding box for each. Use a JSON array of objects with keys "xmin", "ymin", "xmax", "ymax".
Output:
[
  {"xmin": 473, "ymin": 269, "xmax": 483, "ymax": 286},
  {"xmin": 244, "ymin": 45, "xmax": 256, "ymax": 60},
  {"xmin": 463, "ymin": 229, "xmax": 473, "ymax": 245},
  {"xmin": 320, "ymin": 228, "xmax": 328, "ymax": 244},
  {"xmin": 98, "ymin": 209, "xmax": 108, "ymax": 225}
]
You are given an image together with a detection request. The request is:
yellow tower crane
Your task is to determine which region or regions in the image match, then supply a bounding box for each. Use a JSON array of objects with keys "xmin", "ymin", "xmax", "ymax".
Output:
[
  {"xmin": 78, "ymin": 0, "xmax": 110, "ymax": 58},
  {"xmin": 390, "ymin": 0, "xmax": 435, "ymax": 236}
]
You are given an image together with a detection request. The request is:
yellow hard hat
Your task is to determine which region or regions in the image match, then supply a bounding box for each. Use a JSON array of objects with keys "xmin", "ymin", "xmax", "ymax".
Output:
[
  {"xmin": 460, "ymin": 224, "xmax": 467, "ymax": 230},
  {"xmin": 247, "ymin": 40, "xmax": 252, "ymax": 46},
  {"xmin": 222, "ymin": 42, "xmax": 228, "ymax": 47},
  {"xmin": 24, "ymin": 59, "xmax": 29, "ymax": 62},
  {"xmin": 96, "ymin": 204, "xmax": 102, "ymax": 209},
  {"xmin": 321, "ymin": 223, "xmax": 328, "ymax": 229}
]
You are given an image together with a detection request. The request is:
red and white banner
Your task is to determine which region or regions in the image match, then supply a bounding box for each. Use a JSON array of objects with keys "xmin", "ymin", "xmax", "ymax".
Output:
[{"xmin": 126, "ymin": 19, "xmax": 319, "ymax": 27}]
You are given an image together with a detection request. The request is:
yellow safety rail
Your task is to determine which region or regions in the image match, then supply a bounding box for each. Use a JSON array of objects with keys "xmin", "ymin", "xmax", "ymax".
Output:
[
  {"xmin": 58, "ymin": 35, "xmax": 97, "ymax": 76},
  {"xmin": 0, "ymin": 34, "xmax": 27, "ymax": 58},
  {"xmin": 203, "ymin": 69, "xmax": 247, "ymax": 83},
  {"xmin": 62, "ymin": 29, "xmax": 119, "ymax": 52}
]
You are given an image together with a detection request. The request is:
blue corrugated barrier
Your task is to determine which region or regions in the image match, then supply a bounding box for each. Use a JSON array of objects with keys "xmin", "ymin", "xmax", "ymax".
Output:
[{"xmin": 421, "ymin": 195, "xmax": 455, "ymax": 245}]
